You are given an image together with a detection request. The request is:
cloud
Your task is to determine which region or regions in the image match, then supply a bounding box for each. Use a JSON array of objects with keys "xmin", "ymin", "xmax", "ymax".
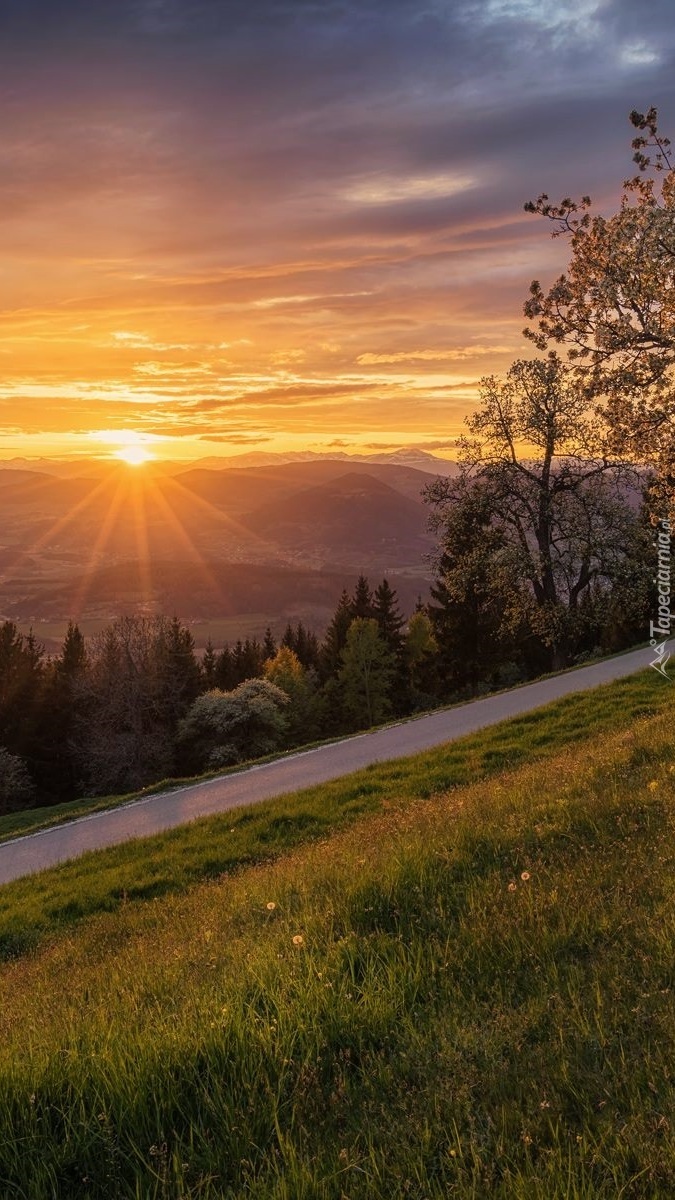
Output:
[
  {"xmin": 364, "ymin": 439, "xmax": 459, "ymax": 451},
  {"xmin": 357, "ymin": 345, "xmax": 517, "ymax": 365},
  {"xmin": 196, "ymin": 433, "xmax": 272, "ymax": 444},
  {"xmin": 1, "ymin": 0, "xmax": 675, "ymax": 454}
]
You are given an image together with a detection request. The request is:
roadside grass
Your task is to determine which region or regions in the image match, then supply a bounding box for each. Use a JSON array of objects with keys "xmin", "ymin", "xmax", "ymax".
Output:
[
  {"xmin": 0, "ymin": 671, "xmax": 668, "ymax": 963},
  {"xmin": 1, "ymin": 687, "xmax": 675, "ymax": 1195},
  {"xmin": 0, "ymin": 650, "xmax": 664, "ymax": 845}
]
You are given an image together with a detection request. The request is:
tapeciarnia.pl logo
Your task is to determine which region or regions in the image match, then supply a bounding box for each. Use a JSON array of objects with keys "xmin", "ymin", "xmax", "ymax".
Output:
[{"xmin": 650, "ymin": 517, "xmax": 672, "ymax": 679}]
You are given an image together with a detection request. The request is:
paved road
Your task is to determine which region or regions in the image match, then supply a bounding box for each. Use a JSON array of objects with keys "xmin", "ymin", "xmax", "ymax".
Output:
[{"xmin": 0, "ymin": 643, "xmax": 668, "ymax": 886}]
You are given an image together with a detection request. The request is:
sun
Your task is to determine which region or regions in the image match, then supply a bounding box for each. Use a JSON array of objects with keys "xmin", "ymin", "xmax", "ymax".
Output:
[{"xmin": 114, "ymin": 445, "xmax": 154, "ymax": 466}]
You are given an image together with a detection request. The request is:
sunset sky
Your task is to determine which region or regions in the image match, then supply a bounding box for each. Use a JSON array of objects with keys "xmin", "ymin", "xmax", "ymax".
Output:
[{"xmin": 2, "ymin": 0, "xmax": 674, "ymax": 463}]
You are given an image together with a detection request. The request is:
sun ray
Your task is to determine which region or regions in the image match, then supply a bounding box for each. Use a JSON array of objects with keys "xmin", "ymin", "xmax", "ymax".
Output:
[
  {"xmin": 68, "ymin": 475, "xmax": 133, "ymax": 618},
  {"xmin": 0, "ymin": 471, "xmax": 121, "ymax": 584},
  {"xmin": 128, "ymin": 471, "xmax": 155, "ymax": 613},
  {"xmin": 141, "ymin": 478, "xmax": 229, "ymax": 602},
  {"xmin": 160, "ymin": 472, "xmax": 285, "ymax": 559},
  {"xmin": 1, "ymin": 454, "xmax": 294, "ymax": 628}
]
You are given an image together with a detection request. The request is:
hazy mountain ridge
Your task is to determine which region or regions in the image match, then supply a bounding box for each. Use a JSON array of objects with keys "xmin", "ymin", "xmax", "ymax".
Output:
[
  {"xmin": 0, "ymin": 448, "xmax": 460, "ymax": 478},
  {"xmin": 0, "ymin": 457, "xmax": 436, "ymax": 628},
  {"xmin": 242, "ymin": 472, "xmax": 432, "ymax": 567}
]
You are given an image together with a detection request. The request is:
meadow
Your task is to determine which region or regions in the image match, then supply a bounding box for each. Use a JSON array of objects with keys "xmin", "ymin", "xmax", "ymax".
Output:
[{"xmin": 0, "ymin": 669, "xmax": 674, "ymax": 1197}]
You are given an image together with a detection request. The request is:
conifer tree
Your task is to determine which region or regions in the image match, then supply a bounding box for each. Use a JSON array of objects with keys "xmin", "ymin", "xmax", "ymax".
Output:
[
  {"xmin": 215, "ymin": 644, "xmax": 235, "ymax": 690},
  {"xmin": 201, "ymin": 638, "xmax": 217, "ymax": 689},
  {"xmin": 372, "ymin": 579, "xmax": 405, "ymax": 653},
  {"xmin": 41, "ymin": 621, "xmax": 87, "ymax": 802},
  {"xmin": 281, "ymin": 623, "xmax": 296, "ymax": 653},
  {"xmin": 319, "ymin": 589, "xmax": 353, "ymax": 681},
  {"xmin": 350, "ymin": 574, "xmax": 374, "ymax": 619},
  {"xmin": 293, "ymin": 622, "xmax": 320, "ymax": 670}
]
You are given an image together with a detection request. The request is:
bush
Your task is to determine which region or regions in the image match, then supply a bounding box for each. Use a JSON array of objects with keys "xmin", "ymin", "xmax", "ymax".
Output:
[{"xmin": 0, "ymin": 748, "xmax": 35, "ymax": 814}]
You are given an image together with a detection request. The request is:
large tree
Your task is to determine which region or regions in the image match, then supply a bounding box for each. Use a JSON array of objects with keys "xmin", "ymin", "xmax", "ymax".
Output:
[
  {"xmin": 524, "ymin": 107, "xmax": 675, "ymax": 480},
  {"xmin": 426, "ymin": 355, "xmax": 646, "ymax": 671}
]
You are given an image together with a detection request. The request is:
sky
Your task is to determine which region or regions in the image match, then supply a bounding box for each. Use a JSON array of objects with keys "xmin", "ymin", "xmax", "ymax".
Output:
[{"xmin": 1, "ymin": 0, "xmax": 674, "ymax": 462}]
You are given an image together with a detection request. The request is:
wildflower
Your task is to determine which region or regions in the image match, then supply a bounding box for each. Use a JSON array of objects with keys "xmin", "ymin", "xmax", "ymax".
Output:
[
  {"xmin": 648, "ymin": 780, "xmax": 659, "ymax": 791},
  {"xmin": 266, "ymin": 902, "xmax": 276, "ymax": 911},
  {"xmin": 292, "ymin": 934, "xmax": 304, "ymax": 946},
  {"xmin": 508, "ymin": 882, "xmax": 517, "ymax": 892},
  {"xmin": 520, "ymin": 871, "xmax": 531, "ymax": 881}
]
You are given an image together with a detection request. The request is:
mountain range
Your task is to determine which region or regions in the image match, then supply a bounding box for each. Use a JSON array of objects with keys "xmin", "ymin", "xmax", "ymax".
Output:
[{"xmin": 0, "ymin": 451, "xmax": 450, "ymax": 638}]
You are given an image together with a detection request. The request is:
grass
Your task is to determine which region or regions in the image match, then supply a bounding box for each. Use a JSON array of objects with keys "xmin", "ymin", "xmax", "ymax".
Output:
[
  {"xmin": 0, "ymin": 673, "xmax": 674, "ymax": 1195},
  {"xmin": 0, "ymin": 670, "xmax": 668, "ymax": 962}
]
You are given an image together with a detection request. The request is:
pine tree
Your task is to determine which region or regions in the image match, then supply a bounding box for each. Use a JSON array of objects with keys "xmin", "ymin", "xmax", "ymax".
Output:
[
  {"xmin": 371, "ymin": 579, "xmax": 408, "ymax": 713},
  {"xmin": 155, "ymin": 617, "xmax": 202, "ymax": 734},
  {"xmin": 201, "ymin": 638, "xmax": 217, "ymax": 689},
  {"xmin": 427, "ymin": 484, "xmax": 519, "ymax": 694},
  {"xmin": 372, "ymin": 579, "xmax": 405, "ymax": 653},
  {"xmin": 263, "ymin": 627, "xmax": 277, "ymax": 660},
  {"xmin": 0, "ymin": 622, "xmax": 46, "ymax": 793},
  {"xmin": 293, "ymin": 622, "xmax": 320, "ymax": 670},
  {"xmin": 40, "ymin": 621, "xmax": 87, "ymax": 801},
  {"xmin": 58, "ymin": 621, "xmax": 86, "ymax": 678},
  {"xmin": 215, "ymin": 644, "xmax": 235, "ymax": 690},
  {"xmin": 281, "ymin": 623, "xmax": 296, "ymax": 653},
  {"xmin": 350, "ymin": 575, "xmax": 374, "ymax": 619},
  {"xmin": 319, "ymin": 590, "xmax": 353, "ymax": 680}
]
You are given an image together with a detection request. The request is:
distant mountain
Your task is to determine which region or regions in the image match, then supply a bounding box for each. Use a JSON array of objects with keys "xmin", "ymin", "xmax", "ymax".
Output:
[
  {"xmin": 192, "ymin": 448, "xmax": 459, "ymax": 476},
  {"xmin": 0, "ymin": 469, "xmax": 54, "ymax": 488},
  {"xmin": 0, "ymin": 459, "xmax": 436, "ymax": 619},
  {"xmin": 0, "ymin": 458, "xmax": 109, "ymax": 479},
  {"xmin": 0, "ymin": 457, "xmax": 190, "ymax": 480},
  {"xmin": 174, "ymin": 459, "xmax": 435, "ymax": 510},
  {"xmin": 242, "ymin": 472, "xmax": 433, "ymax": 567}
]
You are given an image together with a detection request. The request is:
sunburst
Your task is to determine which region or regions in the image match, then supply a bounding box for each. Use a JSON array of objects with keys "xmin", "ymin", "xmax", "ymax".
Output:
[
  {"xmin": 1, "ymin": 447, "xmax": 283, "ymax": 625},
  {"xmin": 115, "ymin": 444, "xmax": 154, "ymax": 466}
]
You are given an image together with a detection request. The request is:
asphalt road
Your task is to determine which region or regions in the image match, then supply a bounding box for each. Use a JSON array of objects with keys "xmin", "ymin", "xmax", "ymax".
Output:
[{"xmin": 0, "ymin": 642, "xmax": 668, "ymax": 886}]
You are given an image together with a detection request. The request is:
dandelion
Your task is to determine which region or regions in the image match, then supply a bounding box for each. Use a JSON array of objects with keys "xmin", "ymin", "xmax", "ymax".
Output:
[
  {"xmin": 648, "ymin": 780, "xmax": 659, "ymax": 791},
  {"xmin": 292, "ymin": 934, "xmax": 304, "ymax": 946},
  {"xmin": 266, "ymin": 902, "xmax": 276, "ymax": 911},
  {"xmin": 521, "ymin": 871, "xmax": 531, "ymax": 881},
  {"xmin": 508, "ymin": 882, "xmax": 517, "ymax": 892}
]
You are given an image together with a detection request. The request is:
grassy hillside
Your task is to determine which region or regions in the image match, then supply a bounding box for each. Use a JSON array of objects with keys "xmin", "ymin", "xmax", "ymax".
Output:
[{"xmin": 0, "ymin": 671, "xmax": 674, "ymax": 1196}]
